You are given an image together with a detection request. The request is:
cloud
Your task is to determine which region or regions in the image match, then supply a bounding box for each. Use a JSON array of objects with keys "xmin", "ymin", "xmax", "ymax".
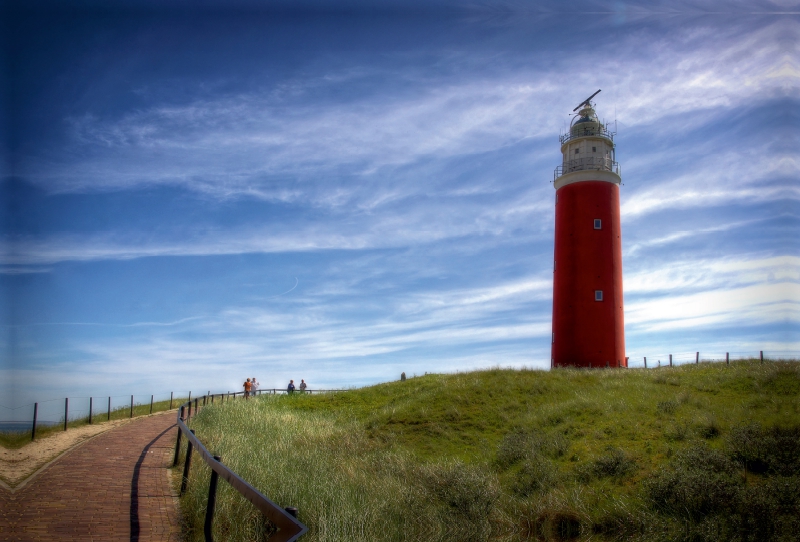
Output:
[{"xmin": 18, "ymin": 18, "xmax": 793, "ymax": 204}]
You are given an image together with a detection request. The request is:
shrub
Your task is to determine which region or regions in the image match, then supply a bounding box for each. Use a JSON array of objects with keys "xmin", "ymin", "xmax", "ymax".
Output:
[
  {"xmin": 495, "ymin": 429, "xmax": 568, "ymax": 468},
  {"xmin": 696, "ymin": 418, "xmax": 720, "ymax": 439},
  {"xmin": 727, "ymin": 423, "xmax": 800, "ymax": 476},
  {"xmin": 418, "ymin": 460, "xmax": 499, "ymax": 521},
  {"xmin": 656, "ymin": 400, "xmax": 678, "ymax": 414},
  {"xmin": 644, "ymin": 445, "xmax": 741, "ymax": 518},
  {"xmin": 512, "ymin": 456, "xmax": 560, "ymax": 497},
  {"xmin": 578, "ymin": 447, "xmax": 636, "ymax": 481}
]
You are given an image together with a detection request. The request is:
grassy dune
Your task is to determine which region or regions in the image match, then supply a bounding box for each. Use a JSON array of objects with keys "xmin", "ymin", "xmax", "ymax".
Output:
[{"xmin": 177, "ymin": 360, "xmax": 800, "ymax": 541}]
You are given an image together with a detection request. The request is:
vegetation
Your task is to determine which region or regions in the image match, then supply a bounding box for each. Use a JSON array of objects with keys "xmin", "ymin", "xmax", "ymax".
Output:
[
  {"xmin": 176, "ymin": 360, "xmax": 800, "ymax": 541},
  {"xmin": 0, "ymin": 397, "xmax": 188, "ymax": 449}
]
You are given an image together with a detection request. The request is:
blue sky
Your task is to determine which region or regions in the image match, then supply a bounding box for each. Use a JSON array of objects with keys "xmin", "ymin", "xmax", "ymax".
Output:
[{"xmin": 1, "ymin": 1, "xmax": 798, "ymax": 417}]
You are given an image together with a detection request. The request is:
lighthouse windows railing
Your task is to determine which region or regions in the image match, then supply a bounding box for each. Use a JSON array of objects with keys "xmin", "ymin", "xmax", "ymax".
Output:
[
  {"xmin": 554, "ymin": 158, "xmax": 619, "ymax": 180},
  {"xmin": 559, "ymin": 125, "xmax": 614, "ymax": 145}
]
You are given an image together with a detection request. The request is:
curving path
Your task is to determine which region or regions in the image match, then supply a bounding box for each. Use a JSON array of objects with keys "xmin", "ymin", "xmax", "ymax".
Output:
[{"xmin": 0, "ymin": 411, "xmax": 180, "ymax": 541}]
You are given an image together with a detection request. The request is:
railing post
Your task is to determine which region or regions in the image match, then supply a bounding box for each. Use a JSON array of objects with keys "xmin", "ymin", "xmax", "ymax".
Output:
[
  {"xmin": 64, "ymin": 397, "xmax": 69, "ymax": 431},
  {"xmin": 31, "ymin": 403, "xmax": 38, "ymax": 441},
  {"xmin": 760, "ymin": 350, "xmax": 764, "ymax": 364},
  {"xmin": 150, "ymin": 394, "xmax": 154, "ymax": 414},
  {"xmin": 180, "ymin": 430, "xmax": 195, "ymax": 495},
  {"xmin": 188, "ymin": 391, "xmax": 192, "ymax": 402},
  {"xmin": 726, "ymin": 352, "xmax": 729, "ymax": 365},
  {"xmin": 173, "ymin": 425, "xmax": 183, "ymax": 467},
  {"xmin": 108, "ymin": 396, "xmax": 111, "ymax": 421},
  {"xmin": 285, "ymin": 507, "xmax": 298, "ymax": 518},
  {"xmin": 669, "ymin": 354, "xmax": 672, "ymax": 367},
  {"xmin": 170, "ymin": 391, "xmax": 174, "ymax": 410},
  {"xmin": 188, "ymin": 400, "xmax": 192, "ymax": 419},
  {"xmin": 204, "ymin": 455, "xmax": 222, "ymax": 541},
  {"xmin": 89, "ymin": 397, "xmax": 93, "ymax": 425},
  {"xmin": 195, "ymin": 398, "xmax": 198, "ymax": 413},
  {"xmin": 644, "ymin": 357, "xmax": 647, "ymax": 368},
  {"xmin": 130, "ymin": 395, "xmax": 134, "ymax": 418},
  {"xmin": 696, "ymin": 351, "xmax": 699, "ymax": 364}
]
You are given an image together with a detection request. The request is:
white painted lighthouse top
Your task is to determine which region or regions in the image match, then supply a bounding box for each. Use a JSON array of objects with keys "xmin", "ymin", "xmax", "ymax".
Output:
[{"xmin": 554, "ymin": 100, "xmax": 621, "ymax": 189}]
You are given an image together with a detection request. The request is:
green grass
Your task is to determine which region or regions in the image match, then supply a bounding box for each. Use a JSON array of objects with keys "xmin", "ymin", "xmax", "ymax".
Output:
[
  {"xmin": 0, "ymin": 397, "xmax": 188, "ymax": 449},
  {"xmin": 176, "ymin": 361, "xmax": 800, "ymax": 541}
]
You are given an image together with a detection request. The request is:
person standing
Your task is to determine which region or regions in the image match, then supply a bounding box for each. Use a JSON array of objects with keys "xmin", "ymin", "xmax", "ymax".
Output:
[
  {"xmin": 287, "ymin": 380, "xmax": 295, "ymax": 394},
  {"xmin": 251, "ymin": 377, "xmax": 259, "ymax": 396},
  {"xmin": 299, "ymin": 379, "xmax": 307, "ymax": 392},
  {"xmin": 243, "ymin": 378, "xmax": 252, "ymax": 399}
]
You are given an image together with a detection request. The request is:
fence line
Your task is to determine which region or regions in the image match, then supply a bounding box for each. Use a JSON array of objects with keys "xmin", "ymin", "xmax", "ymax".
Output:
[{"xmin": 627, "ymin": 350, "xmax": 798, "ymax": 369}]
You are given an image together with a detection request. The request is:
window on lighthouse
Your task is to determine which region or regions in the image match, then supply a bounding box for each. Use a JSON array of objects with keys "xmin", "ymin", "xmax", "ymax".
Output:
[
  {"xmin": 595, "ymin": 290, "xmax": 603, "ymax": 301},
  {"xmin": 594, "ymin": 219, "xmax": 602, "ymax": 229}
]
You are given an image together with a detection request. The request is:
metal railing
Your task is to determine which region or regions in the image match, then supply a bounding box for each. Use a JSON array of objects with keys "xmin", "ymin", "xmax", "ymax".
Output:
[
  {"xmin": 560, "ymin": 125, "xmax": 614, "ymax": 144},
  {"xmin": 554, "ymin": 157, "xmax": 620, "ymax": 180},
  {"xmin": 174, "ymin": 393, "xmax": 309, "ymax": 542}
]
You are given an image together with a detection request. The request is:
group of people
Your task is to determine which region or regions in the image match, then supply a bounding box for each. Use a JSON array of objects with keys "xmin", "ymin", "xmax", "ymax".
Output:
[
  {"xmin": 243, "ymin": 377, "xmax": 259, "ymax": 398},
  {"xmin": 242, "ymin": 377, "xmax": 308, "ymax": 396},
  {"xmin": 287, "ymin": 379, "xmax": 308, "ymax": 393}
]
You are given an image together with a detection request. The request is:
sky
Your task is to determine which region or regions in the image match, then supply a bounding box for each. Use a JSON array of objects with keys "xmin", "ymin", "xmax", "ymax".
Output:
[{"xmin": 1, "ymin": 1, "xmax": 799, "ymax": 421}]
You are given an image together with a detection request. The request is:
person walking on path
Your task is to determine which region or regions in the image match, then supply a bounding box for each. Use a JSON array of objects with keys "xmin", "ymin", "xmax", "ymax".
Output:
[
  {"xmin": 299, "ymin": 379, "xmax": 307, "ymax": 392},
  {"xmin": 244, "ymin": 378, "xmax": 252, "ymax": 399},
  {"xmin": 287, "ymin": 380, "xmax": 295, "ymax": 394}
]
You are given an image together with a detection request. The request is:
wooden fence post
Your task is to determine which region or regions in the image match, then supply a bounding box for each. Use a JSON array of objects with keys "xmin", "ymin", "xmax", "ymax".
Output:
[
  {"xmin": 108, "ymin": 396, "xmax": 111, "ymax": 421},
  {"xmin": 130, "ymin": 395, "xmax": 134, "ymax": 418},
  {"xmin": 726, "ymin": 352, "xmax": 729, "ymax": 365},
  {"xmin": 89, "ymin": 397, "xmax": 93, "ymax": 425},
  {"xmin": 204, "ymin": 455, "xmax": 222, "ymax": 541},
  {"xmin": 696, "ymin": 351, "xmax": 699, "ymax": 364},
  {"xmin": 150, "ymin": 394, "xmax": 154, "ymax": 414},
  {"xmin": 31, "ymin": 403, "xmax": 38, "ymax": 441},
  {"xmin": 644, "ymin": 357, "xmax": 647, "ymax": 368},
  {"xmin": 64, "ymin": 398, "xmax": 69, "ymax": 431},
  {"xmin": 669, "ymin": 354, "xmax": 672, "ymax": 367},
  {"xmin": 170, "ymin": 391, "xmax": 174, "ymax": 410},
  {"xmin": 180, "ymin": 430, "xmax": 195, "ymax": 495},
  {"xmin": 760, "ymin": 350, "xmax": 764, "ymax": 364}
]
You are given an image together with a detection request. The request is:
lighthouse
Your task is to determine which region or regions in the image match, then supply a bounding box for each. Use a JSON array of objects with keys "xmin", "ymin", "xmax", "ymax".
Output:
[{"xmin": 551, "ymin": 90, "xmax": 625, "ymax": 368}]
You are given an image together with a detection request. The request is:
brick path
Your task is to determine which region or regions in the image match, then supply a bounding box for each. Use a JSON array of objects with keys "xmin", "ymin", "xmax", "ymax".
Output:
[{"xmin": 0, "ymin": 411, "xmax": 181, "ymax": 541}]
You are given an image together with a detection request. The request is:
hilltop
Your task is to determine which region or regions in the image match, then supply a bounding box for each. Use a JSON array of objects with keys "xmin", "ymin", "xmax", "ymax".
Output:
[{"xmin": 179, "ymin": 360, "xmax": 800, "ymax": 541}]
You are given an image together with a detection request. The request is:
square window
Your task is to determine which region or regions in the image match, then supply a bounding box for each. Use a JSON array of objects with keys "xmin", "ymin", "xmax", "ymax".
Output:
[
  {"xmin": 592, "ymin": 146, "xmax": 596, "ymax": 152},
  {"xmin": 595, "ymin": 290, "xmax": 603, "ymax": 301},
  {"xmin": 574, "ymin": 148, "xmax": 580, "ymax": 154},
  {"xmin": 594, "ymin": 219, "xmax": 602, "ymax": 229}
]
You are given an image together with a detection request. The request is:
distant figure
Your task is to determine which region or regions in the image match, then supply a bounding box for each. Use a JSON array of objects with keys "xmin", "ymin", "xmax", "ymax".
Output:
[
  {"xmin": 244, "ymin": 378, "xmax": 252, "ymax": 399},
  {"xmin": 251, "ymin": 377, "xmax": 259, "ymax": 396},
  {"xmin": 287, "ymin": 380, "xmax": 295, "ymax": 394},
  {"xmin": 401, "ymin": 372, "xmax": 406, "ymax": 381},
  {"xmin": 299, "ymin": 379, "xmax": 307, "ymax": 392}
]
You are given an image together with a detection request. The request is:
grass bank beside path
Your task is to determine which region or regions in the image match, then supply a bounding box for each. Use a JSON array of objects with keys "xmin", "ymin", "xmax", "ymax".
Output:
[
  {"xmin": 178, "ymin": 360, "xmax": 800, "ymax": 542},
  {"xmin": 0, "ymin": 397, "xmax": 188, "ymax": 449}
]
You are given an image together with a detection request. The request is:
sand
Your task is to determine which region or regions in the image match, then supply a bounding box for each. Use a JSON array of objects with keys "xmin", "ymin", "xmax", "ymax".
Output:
[{"xmin": 0, "ymin": 413, "xmax": 175, "ymax": 488}]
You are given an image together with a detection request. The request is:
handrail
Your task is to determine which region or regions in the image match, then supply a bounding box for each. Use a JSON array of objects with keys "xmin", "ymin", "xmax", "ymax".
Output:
[{"xmin": 176, "ymin": 396, "xmax": 308, "ymax": 542}]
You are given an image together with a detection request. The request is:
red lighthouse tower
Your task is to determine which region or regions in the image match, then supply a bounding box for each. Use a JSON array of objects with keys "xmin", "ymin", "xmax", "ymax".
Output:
[{"xmin": 551, "ymin": 91, "xmax": 625, "ymax": 368}]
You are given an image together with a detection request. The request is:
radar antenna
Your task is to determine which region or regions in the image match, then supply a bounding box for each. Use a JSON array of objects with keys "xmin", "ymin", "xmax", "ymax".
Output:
[{"xmin": 572, "ymin": 89, "xmax": 601, "ymax": 112}]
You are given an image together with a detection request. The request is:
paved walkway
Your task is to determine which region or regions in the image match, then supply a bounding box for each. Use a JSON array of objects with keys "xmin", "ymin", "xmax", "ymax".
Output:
[{"xmin": 0, "ymin": 411, "xmax": 181, "ymax": 541}]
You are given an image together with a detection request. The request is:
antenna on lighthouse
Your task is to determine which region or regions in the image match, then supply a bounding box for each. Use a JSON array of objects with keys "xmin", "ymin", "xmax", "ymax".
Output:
[{"xmin": 572, "ymin": 89, "xmax": 601, "ymax": 112}]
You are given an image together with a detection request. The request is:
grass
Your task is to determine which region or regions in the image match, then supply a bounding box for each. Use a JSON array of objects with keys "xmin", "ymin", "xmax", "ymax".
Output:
[
  {"xmin": 176, "ymin": 360, "xmax": 800, "ymax": 541},
  {"xmin": 0, "ymin": 397, "xmax": 188, "ymax": 449}
]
